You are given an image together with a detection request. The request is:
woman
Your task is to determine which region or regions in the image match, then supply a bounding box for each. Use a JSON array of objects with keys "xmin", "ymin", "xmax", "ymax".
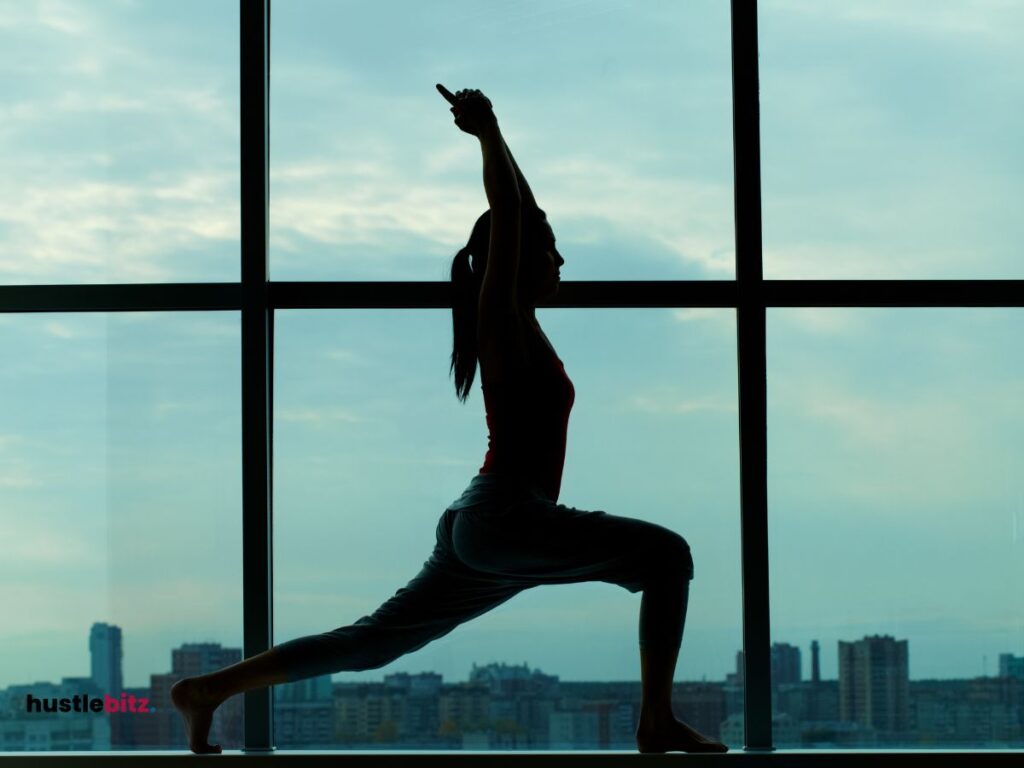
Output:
[{"xmin": 170, "ymin": 85, "xmax": 727, "ymax": 755}]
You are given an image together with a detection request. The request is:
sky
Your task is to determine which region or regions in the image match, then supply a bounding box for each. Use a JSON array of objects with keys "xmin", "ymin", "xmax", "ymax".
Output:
[{"xmin": 1, "ymin": 0, "xmax": 1022, "ymax": 698}]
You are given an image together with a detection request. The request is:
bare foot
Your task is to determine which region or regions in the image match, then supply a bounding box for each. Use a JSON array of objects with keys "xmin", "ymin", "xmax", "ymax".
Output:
[
  {"xmin": 636, "ymin": 713, "xmax": 729, "ymax": 754},
  {"xmin": 170, "ymin": 676, "xmax": 224, "ymax": 754}
]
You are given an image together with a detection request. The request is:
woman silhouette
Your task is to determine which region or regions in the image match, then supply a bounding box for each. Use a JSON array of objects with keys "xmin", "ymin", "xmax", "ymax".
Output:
[{"xmin": 170, "ymin": 84, "xmax": 727, "ymax": 755}]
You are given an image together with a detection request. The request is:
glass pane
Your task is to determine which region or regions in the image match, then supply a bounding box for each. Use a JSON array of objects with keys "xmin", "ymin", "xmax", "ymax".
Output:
[
  {"xmin": 0, "ymin": 2, "xmax": 240, "ymax": 285},
  {"xmin": 759, "ymin": 2, "xmax": 1024, "ymax": 279},
  {"xmin": 270, "ymin": 0, "xmax": 735, "ymax": 281},
  {"xmin": 0, "ymin": 312, "xmax": 242, "ymax": 751},
  {"xmin": 273, "ymin": 308, "xmax": 743, "ymax": 750},
  {"xmin": 768, "ymin": 308, "xmax": 1024, "ymax": 748}
]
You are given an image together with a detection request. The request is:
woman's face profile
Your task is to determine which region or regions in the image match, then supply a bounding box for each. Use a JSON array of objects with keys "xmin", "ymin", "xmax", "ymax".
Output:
[{"xmin": 531, "ymin": 219, "xmax": 563, "ymax": 300}]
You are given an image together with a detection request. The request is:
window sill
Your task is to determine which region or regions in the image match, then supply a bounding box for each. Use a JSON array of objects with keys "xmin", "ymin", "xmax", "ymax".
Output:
[{"xmin": 1, "ymin": 749, "xmax": 1023, "ymax": 767}]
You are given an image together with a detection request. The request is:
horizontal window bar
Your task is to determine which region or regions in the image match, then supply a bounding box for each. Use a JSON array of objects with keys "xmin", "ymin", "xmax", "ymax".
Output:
[
  {"xmin": 0, "ymin": 283, "xmax": 242, "ymax": 313},
  {"xmin": 3, "ymin": 280, "xmax": 1021, "ymax": 313}
]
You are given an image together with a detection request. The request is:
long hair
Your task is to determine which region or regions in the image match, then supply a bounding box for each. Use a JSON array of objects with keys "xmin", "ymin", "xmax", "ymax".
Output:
[{"xmin": 449, "ymin": 206, "xmax": 548, "ymax": 403}]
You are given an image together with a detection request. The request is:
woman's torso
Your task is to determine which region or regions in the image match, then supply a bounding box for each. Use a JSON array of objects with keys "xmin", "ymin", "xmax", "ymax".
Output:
[
  {"xmin": 478, "ymin": 309, "xmax": 555, "ymax": 387},
  {"xmin": 476, "ymin": 309, "xmax": 575, "ymax": 503}
]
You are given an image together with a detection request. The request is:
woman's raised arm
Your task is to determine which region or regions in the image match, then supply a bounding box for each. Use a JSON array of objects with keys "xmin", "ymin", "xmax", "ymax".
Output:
[{"xmin": 502, "ymin": 138, "xmax": 538, "ymax": 211}]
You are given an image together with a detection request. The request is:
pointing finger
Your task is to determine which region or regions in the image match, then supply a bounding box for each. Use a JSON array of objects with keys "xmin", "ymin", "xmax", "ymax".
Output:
[{"xmin": 435, "ymin": 83, "xmax": 458, "ymax": 105}]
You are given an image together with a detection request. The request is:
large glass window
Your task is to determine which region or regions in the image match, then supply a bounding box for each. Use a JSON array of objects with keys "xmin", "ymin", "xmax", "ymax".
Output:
[
  {"xmin": 0, "ymin": 311, "xmax": 242, "ymax": 751},
  {"xmin": 767, "ymin": 308, "xmax": 1024, "ymax": 748},
  {"xmin": 0, "ymin": 1, "xmax": 240, "ymax": 285},
  {"xmin": 272, "ymin": 308, "xmax": 744, "ymax": 750},
  {"xmin": 5, "ymin": 0, "xmax": 1020, "ymax": 761},
  {"xmin": 269, "ymin": 0, "xmax": 735, "ymax": 281},
  {"xmin": 759, "ymin": 1, "xmax": 1024, "ymax": 279}
]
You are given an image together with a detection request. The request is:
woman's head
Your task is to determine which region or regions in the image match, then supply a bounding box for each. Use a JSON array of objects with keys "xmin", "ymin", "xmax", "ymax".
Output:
[
  {"xmin": 448, "ymin": 206, "xmax": 564, "ymax": 402},
  {"xmin": 466, "ymin": 206, "xmax": 559, "ymax": 300}
]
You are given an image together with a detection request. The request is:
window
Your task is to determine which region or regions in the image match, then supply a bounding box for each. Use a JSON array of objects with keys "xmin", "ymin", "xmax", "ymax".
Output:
[
  {"xmin": 269, "ymin": 0, "xmax": 734, "ymax": 281},
  {"xmin": 759, "ymin": 0, "xmax": 1024, "ymax": 279},
  {"xmin": 768, "ymin": 308, "xmax": 1024, "ymax": 748},
  {"xmin": 0, "ymin": 1, "xmax": 240, "ymax": 285},
  {"xmin": 0, "ymin": 311, "xmax": 242, "ymax": 751},
  {"xmin": 272, "ymin": 308, "xmax": 742, "ymax": 750}
]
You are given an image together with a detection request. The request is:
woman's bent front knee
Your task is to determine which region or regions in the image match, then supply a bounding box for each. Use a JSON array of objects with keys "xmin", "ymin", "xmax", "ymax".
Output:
[{"xmin": 645, "ymin": 529, "xmax": 694, "ymax": 585}]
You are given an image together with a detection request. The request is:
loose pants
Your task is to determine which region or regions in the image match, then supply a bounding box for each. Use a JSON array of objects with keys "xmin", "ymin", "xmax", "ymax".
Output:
[{"xmin": 273, "ymin": 472, "xmax": 694, "ymax": 682}]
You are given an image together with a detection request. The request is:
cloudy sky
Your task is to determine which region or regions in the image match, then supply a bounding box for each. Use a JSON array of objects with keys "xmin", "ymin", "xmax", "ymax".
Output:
[{"xmin": 1, "ymin": 0, "xmax": 1022, "ymax": 709}]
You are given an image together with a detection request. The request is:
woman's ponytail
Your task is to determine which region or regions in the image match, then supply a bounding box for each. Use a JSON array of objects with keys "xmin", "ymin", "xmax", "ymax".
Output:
[{"xmin": 450, "ymin": 239, "xmax": 483, "ymax": 403}]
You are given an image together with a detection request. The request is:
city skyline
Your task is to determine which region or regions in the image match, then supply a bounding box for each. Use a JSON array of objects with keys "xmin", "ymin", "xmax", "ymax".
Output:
[
  {"xmin": 4, "ymin": 621, "xmax": 1022, "ymax": 751},
  {"xmin": 7, "ymin": 621, "xmax": 1024, "ymax": 691}
]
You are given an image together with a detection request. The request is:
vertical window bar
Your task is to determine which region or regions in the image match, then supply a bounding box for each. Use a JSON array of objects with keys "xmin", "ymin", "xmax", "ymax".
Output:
[
  {"xmin": 240, "ymin": 0, "xmax": 273, "ymax": 752},
  {"xmin": 731, "ymin": 0, "xmax": 773, "ymax": 751}
]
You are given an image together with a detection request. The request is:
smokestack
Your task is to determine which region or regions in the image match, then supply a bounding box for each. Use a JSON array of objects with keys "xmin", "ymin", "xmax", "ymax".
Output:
[{"xmin": 811, "ymin": 640, "xmax": 821, "ymax": 683}]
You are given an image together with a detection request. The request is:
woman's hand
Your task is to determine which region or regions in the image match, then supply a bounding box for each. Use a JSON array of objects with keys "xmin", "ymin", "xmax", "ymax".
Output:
[{"xmin": 436, "ymin": 83, "xmax": 497, "ymax": 137}]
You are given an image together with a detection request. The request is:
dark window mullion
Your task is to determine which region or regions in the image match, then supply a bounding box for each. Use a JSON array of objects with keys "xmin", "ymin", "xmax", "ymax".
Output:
[
  {"xmin": 240, "ymin": 0, "xmax": 273, "ymax": 753},
  {"xmin": 731, "ymin": 0, "xmax": 773, "ymax": 751}
]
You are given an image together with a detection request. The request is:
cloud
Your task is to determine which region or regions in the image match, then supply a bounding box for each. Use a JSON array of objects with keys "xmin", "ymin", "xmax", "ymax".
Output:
[
  {"xmin": 268, "ymin": 146, "xmax": 734, "ymax": 278},
  {"xmin": 323, "ymin": 347, "xmax": 372, "ymax": 367},
  {"xmin": 0, "ymin": 518, "xmax": 99, "ymax": 566},
  {"xmin": 670, "ymin": 308, "xmax": 735, "ymax": 338},
  {"xmin": 0, "ymin": 172, "xmax": 239, "ymax": 283},
  {"xmin": 276, "ymin": 407, "xmax": 365, "ymax": 427},
  {"xmin": 541, "ymin": 155, "xmax": 735, "ymax": 277},
  {"xmin": 42, "ymin": 321, "xmax": 76, "ymax": 339},
  {"xmin": 0, "ymin": 471, "xmax": 40, "ymax": 490},
  {"xmin": 3, "ymin": 0, "xmax": 95, "ymax": 37},
  {"xmin": 627, "ymin": 393, "xmax": 737, "ymax": 416},
  {"xmin": 766, "ymin": 0, "xmax": 1023, "ymax": 46},
  {"xmin": 769, "ymin": 307, "xmax": 866, "ymax": 338},
  {"xmin": 0, "ymin": 433, "xmax": 26, "ymax": 449}
]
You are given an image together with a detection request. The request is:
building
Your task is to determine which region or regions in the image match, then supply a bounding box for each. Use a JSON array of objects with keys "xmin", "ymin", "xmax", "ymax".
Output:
[
  {"xmin": 274, "ymin": 674, "xmax": 335, "ymax": 747},
  {"xmin": 772, "ymin": 642, "xmax": 802, "ymax": 687},
  {"xmin": 89, "ymin": 623, "xmax": 123, "ymax": 698},
  {"xmin": 438, "ymin": 681, "xmax": 491, "ymax": 743},
  {"xmin": 999, "ymin": 654, "xmax": 1024, "ymax": 681},
  {"xmin": 838, "ymin": 634, "xmax": 909, "ymax": 737},
  {"xmin": 776, "ymin": 679, "xmax": 840, "ymax": 725},
  {"xmin": 912, "ymin": 677, "xmax": 1023, "ymax": 745},
  {"xmin": 0, "ymin": 679, "xmax": 111, "ymax": 751}
]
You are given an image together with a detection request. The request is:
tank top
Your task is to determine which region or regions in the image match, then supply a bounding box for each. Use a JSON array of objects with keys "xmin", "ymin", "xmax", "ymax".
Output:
[{"xmin": 478, "ymin": 322, "xmax": 575, "ymax": 504}]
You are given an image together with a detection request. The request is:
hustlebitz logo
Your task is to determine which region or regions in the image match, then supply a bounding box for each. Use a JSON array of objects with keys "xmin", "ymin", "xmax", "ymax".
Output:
[{"xmin": 25, "ymin": 692, "xmax": 151, "ymax": 714}]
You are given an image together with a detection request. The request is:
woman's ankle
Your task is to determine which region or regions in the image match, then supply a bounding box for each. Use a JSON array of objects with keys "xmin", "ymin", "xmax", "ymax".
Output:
[
  {"xmin": 193, "ymin": 674, "xmax": 228, "ymax": 707},
  {"xmin": 638, "ymin": 703, "xmax": 675, "ymax": 727}
]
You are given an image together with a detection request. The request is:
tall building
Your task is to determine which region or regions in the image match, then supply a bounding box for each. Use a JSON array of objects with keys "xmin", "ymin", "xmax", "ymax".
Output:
[
  {"xmin": 89, "ymin": 623, "xmax": 123, "ymax": 695},
  {"xmin": 811, "ymin": 640, "xmax": 821, "ymax": 684},
  {"xmin": 772, "ymin": 643, "xmax": 802, "ymax": 687},
  {"xmin": 998, "ymin": 653, "xmax": 1024, "ymax": 680},
  {"xmin": 838, "ymin": 634, "xmax": 909, "ymax": 734}
]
